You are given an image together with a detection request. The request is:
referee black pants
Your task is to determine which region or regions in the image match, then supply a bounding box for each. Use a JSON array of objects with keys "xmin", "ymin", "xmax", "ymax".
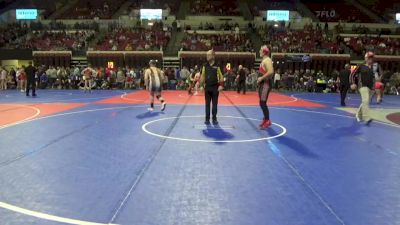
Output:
[
  {"xmin": 237, "ymin": 80, "xmax": 246, "ymax": 94},
  {"xmin": 205, "ymin": 87, "xmax": 219, "ymax": 121},
  {"xmin": 340, "ymin": 84, "xmax": 349, "ymax": 106},
  {"xmin": 26, "ymin": 79, "xmax": 36, "ymax": 96}
]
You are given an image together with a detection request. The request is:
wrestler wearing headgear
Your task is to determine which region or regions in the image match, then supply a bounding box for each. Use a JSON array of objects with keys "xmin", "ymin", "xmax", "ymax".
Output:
[{"xmin": 257, "ymin": 45, "xmax": 274, "ymax": 129}]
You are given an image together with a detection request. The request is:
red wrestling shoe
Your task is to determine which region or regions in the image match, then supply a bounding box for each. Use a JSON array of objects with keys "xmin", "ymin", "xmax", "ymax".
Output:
[
  {"xmin": 259, "ymin": 119, "xmax": 266, "ymax": 128},
  {"xmin": 260, "ymin": 119, "xmax": 272, "ymax": 129}
]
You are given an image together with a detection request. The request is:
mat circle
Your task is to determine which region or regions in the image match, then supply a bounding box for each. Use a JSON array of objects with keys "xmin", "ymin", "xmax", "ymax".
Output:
[{"xmin": 142, "ymin": 115, "xmax": 287, "ymax": 143}]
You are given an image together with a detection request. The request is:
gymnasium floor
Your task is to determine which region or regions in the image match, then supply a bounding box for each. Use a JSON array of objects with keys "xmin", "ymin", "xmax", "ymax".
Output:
[{"xmin": 0, "ymin": 89, "xmax": 399, "ymax": 225}]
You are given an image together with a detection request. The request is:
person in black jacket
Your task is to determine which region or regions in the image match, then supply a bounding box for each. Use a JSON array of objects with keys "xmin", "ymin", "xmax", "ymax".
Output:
[
  {"xmin": 25, "ymin": 61, "xmax": 37, "ymax": 97},
  {"xmin": 350, "ymin": 52, "xmax": 375, "ymax": 125},
  {"xmin": 236, "ymin": 65, "xmax": 247, "ymax": 94},
  {"xmin": 200, "ymin": 50, "xmax": 224, "ymax": 125},
  {"xmin": 337, "ymin": 64, "xmax": 350, "ymax": 106}
]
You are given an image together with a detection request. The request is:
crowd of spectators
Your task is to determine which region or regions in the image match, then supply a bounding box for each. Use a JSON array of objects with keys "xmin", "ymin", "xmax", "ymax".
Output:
[
  {"xmin": 258, "ymin": 23, "xmax": 400, "ymax": 57},
  {"xmin": 59, "ymin": 0, "xmax": 125, "ymax": 19},
  {"xmin": 0, "ymin": 23, "xmax": 29, "ymax": 49},
  {"xmin": 3, "ymin": 30, "xmax": 95, "ymax": 51},
  {"xmin": 96, "ymin": 26, "xmax": 171, "ymax": 51},
  {"xmin": 0, "ymin": 22, "xmax": 169, "ymax": 52},
  {"xmin": 0, "ymin": 65, "xmax": 144, "ymax": 91},
  {"xmin": 259, "ymin": 24, "xmax": 341, "ymax": 54},
  {"xmin": 197, "ymin": 21, "xmax": 241, "ymax": 31},
  {"xmin": 190, "ymin": 0, "xmax": 240, "ymax": 16},
  {"xmin": 181, "ymin": 32, "xmax": 254, "ymax": 52},
  {"xmin": 127, "ymin": 0, "xmax": 177, "ymax": 15},
  {"xmin": 1, "ymin": 20, "xmax": 399, "ymax": 57},
  {"xmin": 1, "ymin": 64, "xmax": 399, "ymax": 95},
  {"xmin": 343, "ymin": 35, "xmax": 400, "ymax": 56}
]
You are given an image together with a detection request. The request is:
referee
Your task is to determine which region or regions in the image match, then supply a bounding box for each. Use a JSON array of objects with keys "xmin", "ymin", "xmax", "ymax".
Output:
[
  {"xmin": 200, "ymin": 50, "xmax": 224, "ymax": 125},
  {"xmin": 338, "ymin": 64, "xmax": 350, "ymax": 106},
  {"xmin": 236, "ymin": 65, "xmax": 247, "ymax": 94},
  {"xmin": 25, "ymin": 61, "xmax": 37, "ymax": 97}
]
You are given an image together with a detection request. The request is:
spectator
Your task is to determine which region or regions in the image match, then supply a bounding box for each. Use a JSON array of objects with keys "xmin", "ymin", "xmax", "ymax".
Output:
[
  {"xmin": 0, "ymin": 67, "xmax": 7, "ymax": 90},
  {"xmin": 6, "ymin": 72, "xmax": 16, "ymax": 89},
  {"xmin": 274, "ymin": 69, "xmax": 281, "ymax": 90},
  {"xmin": 39, "ymin": 71, "xmax": 49, "ymax": 89},
  {"xmin": 234, "ymin": 25, "xmax": 240, "ymax": 41},
  {"xmin": 180, "ymin": 66, "xmax": 190, "ymax": 83},
  {"xmin": 125, "ymin": 74, "xmax": 133, "ymax": 89},
  {"xmin": 46, "ymin": 66, "xmax": 57, "ymax": 88},
  {"xmin": 19, "ymin": 67, "xmax": 27, "ymax": 92},
  {"xmin": 9, "ymin": 68, "xmax": 16, "ymax": 84},
  {"xmin": 57, "ymin": 67, "xmax": 68, "ymax": 89},
  {"xmin": 116, "ymin": 68, "xmax": 125, "ymax": 89}
]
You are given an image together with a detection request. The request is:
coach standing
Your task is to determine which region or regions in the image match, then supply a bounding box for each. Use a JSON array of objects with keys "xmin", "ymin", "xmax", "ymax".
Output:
[
  {"xmin": 25, "ymin": 61, "xmax": 37, "ymax": 97},
  {"xmin": 350, "ymin": 52, "xmax": 375, "ymax": 125},
  {"xmin": 338, "ymin": 64, "xmax": 350, "ymax": 106},
  {"xmin": 200, "ymin": 50, "xmax": 224, "ymax": 125}
]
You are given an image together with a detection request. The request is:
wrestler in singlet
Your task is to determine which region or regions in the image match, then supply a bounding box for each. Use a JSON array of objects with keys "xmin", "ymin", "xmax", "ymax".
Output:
[
  {"xmin": 257, "ymin": 45, "xmax": 274, "ymax": 129},
  {"xmin": 145, "ymin": 60, "xmax": 166, "ymax": 112},
  {"xmin": 148, "ymin": 67, "xmax": 162, "ymax": 94},
  {"xmin": 82, "ymin": 66, "xmax": 95, "ymax": 93},
  {"xmin": 258, "ymin": 61, "xmax": 272, "ymax": 102}
]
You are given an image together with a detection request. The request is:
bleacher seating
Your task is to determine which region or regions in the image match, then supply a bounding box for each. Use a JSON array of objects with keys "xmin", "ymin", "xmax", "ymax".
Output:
[
  {"xmin": 250, "ymin": 0, "xmax": 295, "ymax": 16},
  {"xmin": 343, "ymin": 36, "xmax": 400, "ymax": 56},
  {"xmin": 358, "ymin": 0, "xmax": 400, "ymax": 20},
  {"xmin": 190, "ymin": 0, "xmax": 240, "ymax": 16},
  {"xmin": 2, "ymin": 30, "xmax": 95, "ymax": 51},
  {"xmin": 304, "ymin": 0, "xmax": 374, "ymax": 22},
  {"xmin": 95, "ymin": 28, "xmax": 170, "ymax": 51},
  {"xmin": 181, "ymin": 33, "xmax": 254, "ymax": 52},
  {"xmin": 129, "ymin": 0, "xmax": 178, "ymax": 14},
  {"xmin": 260, "ymin": 28, "xmax": 339, "ymax": 54},
  {"xmin": 58, "ymin": 0, "xmax": 125, "ymax": 19}
]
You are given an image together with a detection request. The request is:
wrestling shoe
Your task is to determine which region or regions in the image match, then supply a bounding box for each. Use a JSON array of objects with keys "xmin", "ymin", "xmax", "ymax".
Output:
[
  {"xmin": 161, "ymin": 102, "xmax": 166, "ymax": 111},
  {"xmin": 212, "ymin": 119, "xmax": 219, "ymax": 125},
  {"xmin": 260, "ymin": 119, "xmax": 272, "ymax": 129},
  {"xmin": 259, "ymin": 119, "xmax": 265, "ymax": 127}
]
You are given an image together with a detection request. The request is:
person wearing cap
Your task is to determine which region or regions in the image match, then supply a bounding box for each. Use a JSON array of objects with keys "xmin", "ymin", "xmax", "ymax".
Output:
[
  {"xmin": 350, "ymin": 51, "xmax": 375, "ymax": 125},
  {"xmin": 257, "ymin": 45, "xmax": 274, "ymax": 129},
  {"xmin": 144, "ymin": 60, "xmax": 166, "ymax": 112},
  {"xmin": 337, "ymin": 64, "xmax": 351, "ymax": 106},
  {"xmin": 25, "ymin": 61, "xmax": 37, "ymax": 97},
  {"xmin": 200, "ymin": 50, "xmax": 224, "ymax": 125}
]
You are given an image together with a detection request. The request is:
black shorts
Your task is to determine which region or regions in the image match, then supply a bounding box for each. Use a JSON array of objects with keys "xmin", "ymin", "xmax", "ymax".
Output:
[{"xmin": 150, "ymin": 85, "xmax": 162, "ymax": 95}]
